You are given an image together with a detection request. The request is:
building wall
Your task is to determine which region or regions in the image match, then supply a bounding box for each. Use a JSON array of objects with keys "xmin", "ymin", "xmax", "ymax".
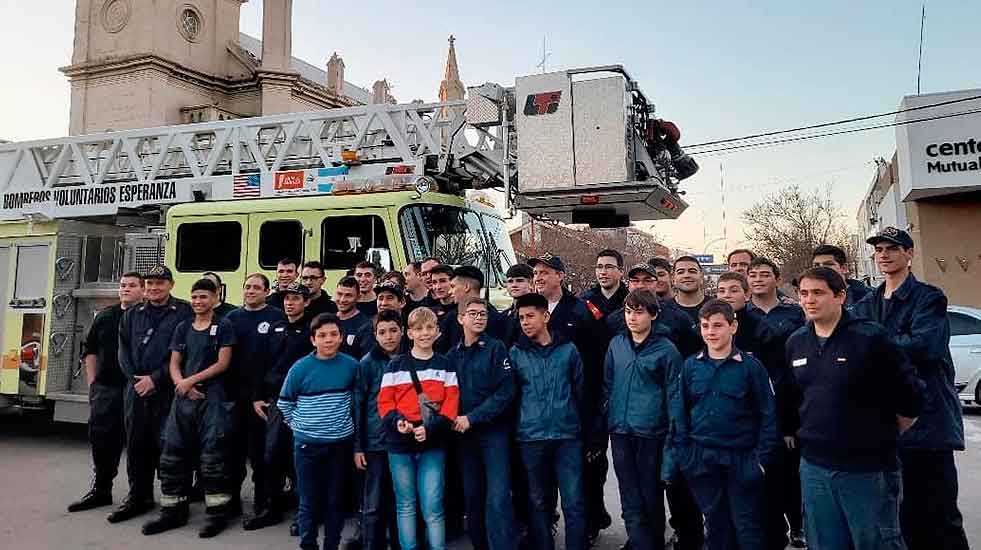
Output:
[{"xmin": 908, "ymin": 196, "xmax": 981, "ymax": 307}]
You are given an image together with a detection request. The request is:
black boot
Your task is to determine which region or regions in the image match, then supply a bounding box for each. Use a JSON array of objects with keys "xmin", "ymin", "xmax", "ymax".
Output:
[
  {"xmin": 242, "ymin": 506, "xmax": 282, "ymax": 531},
  {"xmin": 141, "ymin": 502, "xmax": 189, "ymax": 535},
  {"xmin": 199, "ymin": 504, "xmax": 229, "ymax": 538},
  {"xmin": 225, "ymin": 495, "xmax": 243, "ymax": 519},
  {"xmin": 68, "ymin": 485, "xmax": 112, "ymax": 512},
  {"xmin": 106, "ymin": 495, "xmax": 154, "ymax": 523}
]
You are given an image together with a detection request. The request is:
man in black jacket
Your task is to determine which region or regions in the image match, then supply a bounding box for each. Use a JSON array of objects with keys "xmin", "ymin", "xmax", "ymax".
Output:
[
  {"xmin": 111, "ymin": 266, "xmax": 192, "ymax": 524},
  {"xmin": 580, "ymin": 249, "xmax": 628, "ymax": 322},
  {"xmin": 788, "ymin": 267, "xmax": 924, "ymax": 550},
  {"xmin": 243, "ymin": 281, "xmax": 314, "ymax": 531},
  {"xmin": 853, "ymin": 227, "xmax": 968, "ymax": 550},
  {"xmin": 811, "ymin": 244, "xmax": 871, "ymax": 309},
  {"xmin": 68, "ymin": 272, "xmax": 144, "ymax": 513}
]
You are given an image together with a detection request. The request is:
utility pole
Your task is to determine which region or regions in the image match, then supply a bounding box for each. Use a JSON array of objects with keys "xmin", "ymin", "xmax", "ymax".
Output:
[{"xmin": 719, "ymin": 161, "xmax": 728, "ymax": 254}]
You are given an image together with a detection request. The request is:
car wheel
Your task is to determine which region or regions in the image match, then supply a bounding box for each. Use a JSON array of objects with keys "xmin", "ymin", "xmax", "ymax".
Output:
[{"xmin": 975, "ymin": 381, "xmax": 981, "ymax": 406}]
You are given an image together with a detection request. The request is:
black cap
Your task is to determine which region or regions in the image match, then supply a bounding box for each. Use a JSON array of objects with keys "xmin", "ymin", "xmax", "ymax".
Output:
[
  {"xmin": 280, "ymin": 280, "xmax": 310, "ymax": 298},
  {"xmin": 145, "ymin": 265, "xmax": 174, "ymax": 281},
  {"xmin": 527, "ymin": 254, "xmax": 566, "ymax": 273},
  {"xmin": 506, "ymin": 263, "xmax": 533, "ymax": 280},
  {"xmin": 867, "ymin": 226, "xmax": 914, "ymax": 249},
  {"xmin": 453, "ymin": 265, "xmax": 485, "ymax": 288},
  {"xmin": 627, "ymin": 263, "xmax": 657, "ymax": 278},
  {"xmin": 374, "ymin": 281, "xmax": 405, "ymax": 301}
]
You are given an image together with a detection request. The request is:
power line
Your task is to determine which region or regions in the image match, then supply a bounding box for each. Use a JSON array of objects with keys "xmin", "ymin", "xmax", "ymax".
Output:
[
  {"xmin": 684, "ymin": 92, "xmax": 981, "ymax": 150},
  {"xmin": 689, "ymin": 106, "xmax": 981, "ymax": 156}
]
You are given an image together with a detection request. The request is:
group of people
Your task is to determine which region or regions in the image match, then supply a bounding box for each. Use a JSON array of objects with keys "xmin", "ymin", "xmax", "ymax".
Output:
[{"xmin": 67, "ymin": 225, "xmax": 968, "ymax": 550}]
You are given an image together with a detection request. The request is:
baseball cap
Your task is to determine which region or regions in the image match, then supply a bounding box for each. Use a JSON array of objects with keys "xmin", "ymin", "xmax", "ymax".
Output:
[
  {"xmin": 374, "ymin": 281, "xmax": 405, "ymax": 301},
  {"xmin": 280, "ymin": 280, "xmax": 310, "ymax": 298},
  {"xmin": 145, "ymin": 265, "xmax": 174, "ymax": 281},
  {"xmin": 527, "ymin": 255, "xmax": 566, "ymax": 273},
  {"xmin": 506, "ymin": 263, "xmax": 533, "ymax": 280},
  {"xmin": 866, "ymin": 226, "xmax": 914, "ymax": 249},
  {"xmin": 627, "ymin": 263, "xmax": 657, "ymax": 279}
]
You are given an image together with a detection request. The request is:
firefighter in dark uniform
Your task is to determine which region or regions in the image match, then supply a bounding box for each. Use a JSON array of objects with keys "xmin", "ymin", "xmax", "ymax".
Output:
[
  {"xmin": 142, "ymin": 278, "xmax": 237, "ymax": 538},
  {"xmin": 243, "ymin": 281, "xmax": 314, "ymax": 531},
  {"xmin": 109, "ymin": 265, "xmax": 192, "ymax": 524},
  {"xmin": 68, "ymin": 272, "xmax": 145, "ymax": 513}
]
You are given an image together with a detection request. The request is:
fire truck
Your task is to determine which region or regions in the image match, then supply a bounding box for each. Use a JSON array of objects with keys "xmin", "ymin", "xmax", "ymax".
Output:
[{"xmin": 0, "ymin": 65, "xmax": 697, "ymax": 421}]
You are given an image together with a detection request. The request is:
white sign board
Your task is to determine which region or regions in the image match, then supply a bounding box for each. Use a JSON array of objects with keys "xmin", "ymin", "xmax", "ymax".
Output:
[{"xmin": 896, "ymin": 90, "xmax": 981, "ymax": 201}]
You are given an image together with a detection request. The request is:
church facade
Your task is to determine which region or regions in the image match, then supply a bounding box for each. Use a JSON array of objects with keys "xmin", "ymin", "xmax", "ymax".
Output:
[{"xmin": 61, "ymin": 0, "xmax": 381, "ymax": 135}]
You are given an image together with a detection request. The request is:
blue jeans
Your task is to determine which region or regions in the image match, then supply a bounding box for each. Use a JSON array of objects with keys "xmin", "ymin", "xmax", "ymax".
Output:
[
  {"xmin": 294, "ymin": 438, "xmax": 353, "ymax": 550},
  {"xmin": 520, "ymin": 439, "xmax": 586, "ymax": 550},
  {"xmin": 460, "ymin": 429, "xmax": 516, "ymax": 550},
  {"xmin": 682, "ymin": 445, "xmax": 764, "ymax": 550},
  {"xmin": 388, "ymin": 448, "xmax": 446, "ymax": 550},
  {"xmin": 800, "ymin": 458, "xmax": 905, "ymax": 550}
]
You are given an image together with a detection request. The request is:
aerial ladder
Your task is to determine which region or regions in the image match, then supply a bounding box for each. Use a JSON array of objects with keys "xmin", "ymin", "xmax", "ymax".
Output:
[
  {"xmin": 0, "ymin": 65, "xmax": 698, "ymax": 419},
  {"xmin": 0, "ymin": 65, "xmax": 696, "ymax": 226}
]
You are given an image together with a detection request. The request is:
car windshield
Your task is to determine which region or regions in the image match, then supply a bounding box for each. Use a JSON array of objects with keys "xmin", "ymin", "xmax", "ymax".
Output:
[{"xmin": 399, "ymin": 204, "xmax": 515, "ymax": 287}]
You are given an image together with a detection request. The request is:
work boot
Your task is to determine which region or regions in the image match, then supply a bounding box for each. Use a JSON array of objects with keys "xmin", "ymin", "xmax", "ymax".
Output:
[
  {"xmin": 225, "ymin": 495, "xmax": 243, "ymax": 519},
  {"xmin": 198, "ymin": 505, "xmax": 229, "ymax": 538},
  {"xmin": 141, "ymin": 502, "xmax": 189, "ymax": 535},
  {"xmin": 68, "ymin": 486, "xmax": 112, "ymax": 512},
  {"xmin": 242, "ymin": 507, "xmax": 282, "ymax": 531},
  {"xmin": 106, "ymin": 495, "xmax": 154, "ymax": 523}
]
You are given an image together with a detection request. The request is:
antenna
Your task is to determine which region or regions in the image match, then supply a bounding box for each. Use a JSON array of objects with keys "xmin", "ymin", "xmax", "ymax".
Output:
[
  {"xmin": 536, "ymin": 35, "xmax": 551, "ymax": 74},
  {"xmin": 917, "ymin": 2, "xmax": 926, "ymax": 94}
]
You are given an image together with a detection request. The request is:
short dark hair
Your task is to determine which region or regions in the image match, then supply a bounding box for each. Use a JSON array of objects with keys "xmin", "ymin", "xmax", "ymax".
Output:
[
  {"xmin": 452, "ymin": 266, "xmax": 484, "ymax": 290},
  {"xmin": 191, "ymin": 278, "xmax": 218, "ymax": 294},
  {"xmin": 727, "ymin": 249, "xmax": 756, "ymax": 263},
  {"xmin": 514, "ymin": 292, "xmax": 548, "ymax": 313},
  {"xmin": 381, "ymin": 270, "xmax": 407, "ymax": 287},
  {"xmin": 749, "ymin": 257, "xmax": 781, "ymax": 278},
  {"xmin": 624, "ymin": 289, "xmax": 660, "ymax": 316},
  {"xmin": 355, "ymin": 261, "xmax": 377, "ymax": 272},
  {"xmin": 648, "ymin": 257, "xmax": 672, "ymax": 273},
  {"xmin": 302, "ymin": 261, "xmax": 325, "ymax": 276},
  {"xmin": 506, "ymin": 263, "xmax": 533, "ymax": 280},
  {"xmin": 244, "ymin": 272, "xmax": 271, "ymax": 290},
  {"xmin": 812, "ymin": 244, "xmax": 848, "ymax": 266},
  {"xmin": 407, "ymin": 261, "xmax": 423, "ymax": 273},
  {"xmin": 278, "ymin": 258, "xmax": 298, "ymax": 268},
  {"xmin": 799, "ymin": 267, "xmax": 847, "ymax": 295},
  {"xmin": 310, "ymin": 313, "xmax": 342, "ymax": 334},
  {"xmin": 461, "ymin": 296, "xmax": 488, "ymax": 312},
  {"xmin": 121, "ymin": 271, "xmax": 145, "ymax": 285},
  {"xmin": 337, "ymin": 276, "xmax": 360, "ymax": 292},
  {"xmin": 596, "ymin": 249, "xmax": 624, "ymax": 269},
  {"xmin": 673, "ymin": 255, "xmax": 703, "ymax": 271},
  {"xmin": 202, "ymin": 271, "xmax": 222, "ymax": 286},
  {"xmin": 429, "ymin": 264, "xmax": 455, "ymax": 278},
  {"xmin": 698, "ymin": 299, "xmax": 736, "ymax": 324},
  {"xmin": 373, "ymin": 308, "xmax": 404, "ymax": 332},
  {"xmin": 718, "ymin": 271, "xmax": 749, "ymax": 292},
  {"xmin": 421, "ymin": 256, "xmax": 440, "ymax": 266}
]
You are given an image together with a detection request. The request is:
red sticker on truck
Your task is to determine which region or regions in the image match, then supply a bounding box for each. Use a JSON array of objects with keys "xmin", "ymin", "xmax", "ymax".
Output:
[
  {"xmin": 274, "ymin": 170, "xmax": 306, "ymax": 191},
  {"xmin": 523, "ymin": 91, "xmax": 562, "ymax": 116}
]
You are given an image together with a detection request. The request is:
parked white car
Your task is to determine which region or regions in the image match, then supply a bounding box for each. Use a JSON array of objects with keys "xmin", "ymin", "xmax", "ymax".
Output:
[{"xmin": 950, "ymin": 306, "xmax": 981, "ymax": 405}]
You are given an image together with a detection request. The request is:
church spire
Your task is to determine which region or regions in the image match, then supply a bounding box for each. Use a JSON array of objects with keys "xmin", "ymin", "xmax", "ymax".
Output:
[{"xmin": 438, "ymin": 35, "xmax": 465, "ymax": 102}]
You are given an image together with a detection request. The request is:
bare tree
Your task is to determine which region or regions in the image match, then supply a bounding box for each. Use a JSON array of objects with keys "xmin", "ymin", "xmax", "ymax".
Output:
[{"xmin": 742, "ymin": 184, "xmax": 853, "ymax": 283}]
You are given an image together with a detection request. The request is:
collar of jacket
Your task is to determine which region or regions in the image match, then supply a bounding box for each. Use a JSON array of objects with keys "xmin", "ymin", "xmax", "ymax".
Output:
[
  {"xmin": 368, "ymin": 345, "xmax": 393, "ymax": 362},
  {"xmin": 455, "ymin": 332, "xmax": 491, "ymax": 352},
  {"xmin": 695, "ymin": 346, "xmax": 745, "ymax": 363},
  {"xmin": 873, "ymin": 272, "xmax": 918, "ymax": 302},
  {"xmin": 515, "ymin": 328, "xmax": 567, "ymax": 351},
  {"xmin": 626, "ymin": 329, "xmax": 663, "ymax": 353},
  {"xmin": 139, "ymin": 296, "xmax": 179, "ymax": 312},
  {"xmin": 803, "ymin": 307, "xmax": 855, "ymax": 341}
]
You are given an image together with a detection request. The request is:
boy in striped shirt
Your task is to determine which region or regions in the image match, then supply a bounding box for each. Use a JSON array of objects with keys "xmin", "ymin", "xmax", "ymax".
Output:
[{"xmin": 278, "ymin": 313, "xmax": 358, "ymax": 550}]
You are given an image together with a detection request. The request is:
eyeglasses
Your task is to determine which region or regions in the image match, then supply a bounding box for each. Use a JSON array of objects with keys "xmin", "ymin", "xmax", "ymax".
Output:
[
  {"xmin": 465, "ymin": 311, "xmax": 488, "ymax": 319},
  {"xmin": 301, "ymin": 275, "xmax": 324, "ymax": 281},
  {"xmin": 595, "ymin": 264, "xmax": 620, "ymax": 271}
]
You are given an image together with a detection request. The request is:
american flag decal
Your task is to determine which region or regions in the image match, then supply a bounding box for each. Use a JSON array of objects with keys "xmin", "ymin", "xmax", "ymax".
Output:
[{"xmin": 233, "ymin": 174, "xmax": 261, "ymax": 198}]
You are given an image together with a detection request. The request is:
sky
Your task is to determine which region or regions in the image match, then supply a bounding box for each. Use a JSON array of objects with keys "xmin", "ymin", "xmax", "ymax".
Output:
[{"xmin": 2, "ymin": 0, "xmax": 980, "ymax": 258}]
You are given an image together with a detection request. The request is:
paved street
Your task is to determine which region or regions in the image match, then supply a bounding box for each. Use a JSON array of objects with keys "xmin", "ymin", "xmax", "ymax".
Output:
[{"xmin": 3, "ymin": 410, "xmax": 981, "ymax": 550}]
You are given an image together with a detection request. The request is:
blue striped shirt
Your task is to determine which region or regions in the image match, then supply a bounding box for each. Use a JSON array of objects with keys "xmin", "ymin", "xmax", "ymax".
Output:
[{"xmin": 278, "ymin": 352, "xmax": 358, "ymax": 444}]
